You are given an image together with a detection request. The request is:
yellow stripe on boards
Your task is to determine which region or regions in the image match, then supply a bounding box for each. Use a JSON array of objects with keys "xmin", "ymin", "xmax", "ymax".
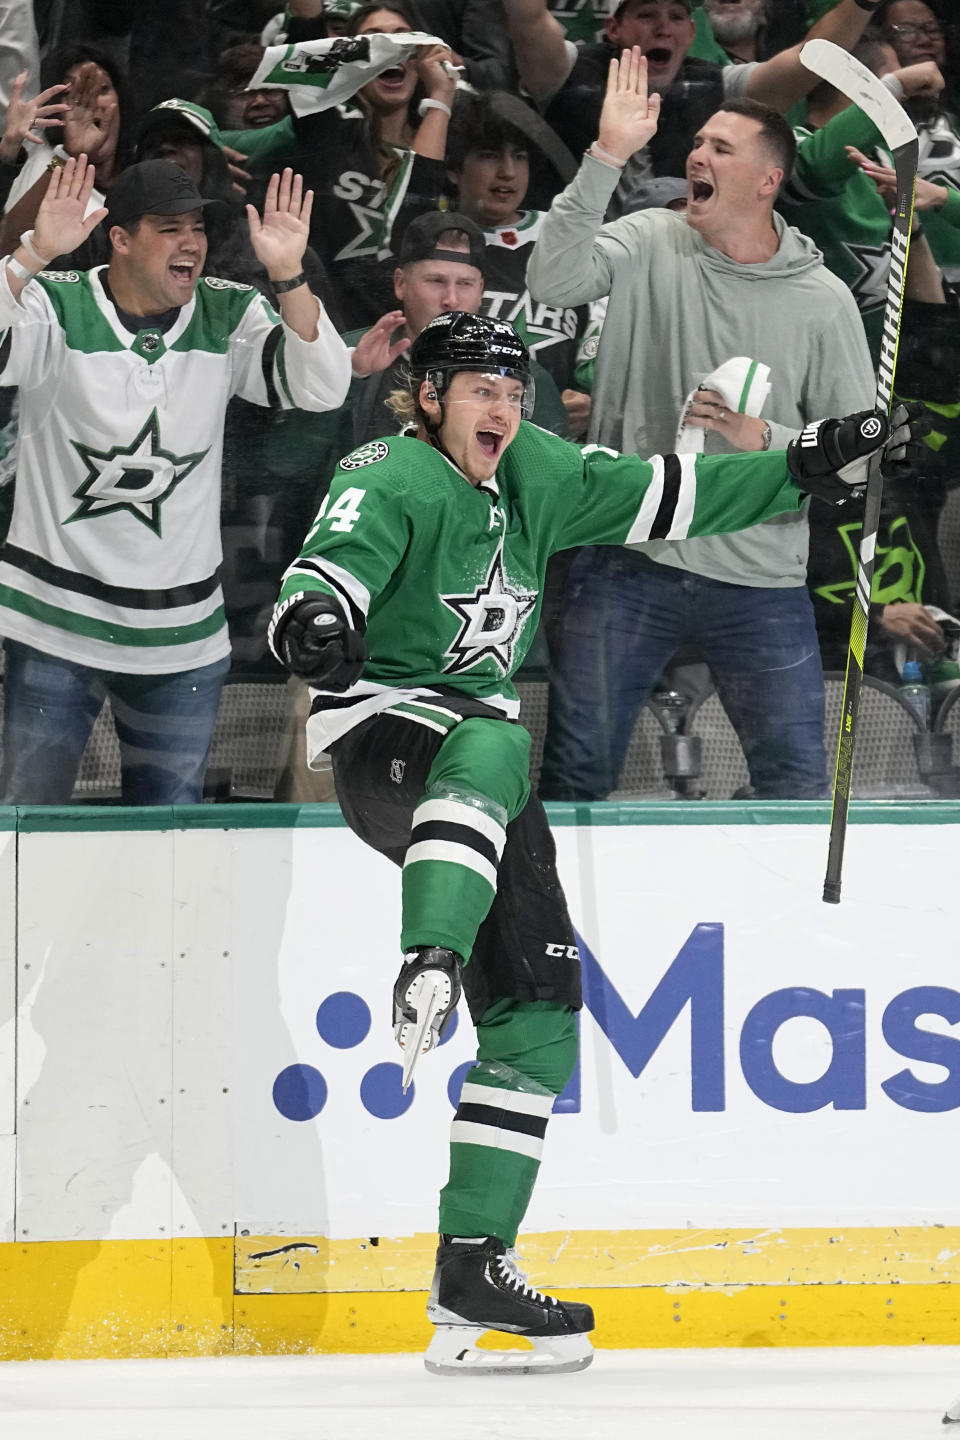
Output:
[
  {"xmin": 0, "ymin": 1230, "xmax": 957, "ymax": 1360},
  {"xmin": 235, "ymin": 1227, "xmax": 960, "ymax": 1294}
]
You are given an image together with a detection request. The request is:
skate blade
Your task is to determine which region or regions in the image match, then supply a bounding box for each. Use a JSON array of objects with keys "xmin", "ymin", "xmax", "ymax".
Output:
[
  {"xmin": 424, "ymin": 1325, "xmax": 593, "ymax": 1376},
  {"xmin": 399, "ymin": 975, "xmax": 447, "ymax": 1092}
]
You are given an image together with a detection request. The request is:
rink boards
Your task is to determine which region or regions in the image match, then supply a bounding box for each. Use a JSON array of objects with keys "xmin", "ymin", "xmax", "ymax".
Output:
[{"xmin": 0, "ymin": 800, "xmax": 958, "ymax": 1359}]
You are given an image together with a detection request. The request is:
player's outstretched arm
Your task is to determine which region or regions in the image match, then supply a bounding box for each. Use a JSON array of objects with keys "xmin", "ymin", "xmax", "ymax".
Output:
[{"xmin": 546, "ymin": 406, "xmax": 929, "ymax": 552}]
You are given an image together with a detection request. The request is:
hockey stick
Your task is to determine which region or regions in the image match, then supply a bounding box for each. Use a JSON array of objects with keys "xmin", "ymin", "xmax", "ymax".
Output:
[{"xmin": 798, "ymin": 40, "xmax": 919, "ymax": 905}]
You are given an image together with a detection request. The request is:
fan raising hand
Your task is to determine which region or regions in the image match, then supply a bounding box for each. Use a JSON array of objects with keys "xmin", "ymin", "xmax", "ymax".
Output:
[
  {"xmin": 246, "ymin": 168, "xmax": 312, "ymax": 279},
  {"xmin": 593, "ymin": 46, "xmax": 662, "ymax": 168}
]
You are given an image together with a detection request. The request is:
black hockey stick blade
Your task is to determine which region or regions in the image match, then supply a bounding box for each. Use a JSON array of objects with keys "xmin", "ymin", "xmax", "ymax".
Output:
[{"xmin": 799, "ymin": 42, "xmax": 919, "ymax": 903}]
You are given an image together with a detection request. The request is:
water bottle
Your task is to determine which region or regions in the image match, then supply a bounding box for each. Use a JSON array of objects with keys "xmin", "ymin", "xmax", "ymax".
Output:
[{"xmin": 900, "ymin": 659, "xmax": 931, "ymax": 730}]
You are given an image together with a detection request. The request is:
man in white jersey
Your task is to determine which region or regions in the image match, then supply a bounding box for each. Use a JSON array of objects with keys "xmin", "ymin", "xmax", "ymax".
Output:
[{"xmin": 0, "ymin": 153, "xmax": 352, "ymax": 804}]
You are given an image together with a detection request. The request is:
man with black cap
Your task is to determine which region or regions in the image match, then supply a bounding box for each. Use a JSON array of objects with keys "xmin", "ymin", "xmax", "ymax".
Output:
[{"xmin": 0, "ymin": 152, "xmax": 352, "ymax": 805}]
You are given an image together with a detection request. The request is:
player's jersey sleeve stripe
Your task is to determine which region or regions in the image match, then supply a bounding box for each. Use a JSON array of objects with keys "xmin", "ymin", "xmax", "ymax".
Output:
[
  {"xmin": 649, "ymin": 453, "xmax": 682, "ymax": 540},
  {"xmin": 285, "ymin": 556, "xmax": 370, "ymax": 629},
  {"xmin": 0, "ymin": 328, "xmax": 11, "ymax": 379},
  {"xmin": 2, "ymin": 544, "xmax": 220, "ymax": 609},
  {"xmin": 665, "ymin": 453, "xmax": 698, "ymax": 540},
  {"xmin": 624, "ymin": 453, "xmax": 664, "ymax": 544}
]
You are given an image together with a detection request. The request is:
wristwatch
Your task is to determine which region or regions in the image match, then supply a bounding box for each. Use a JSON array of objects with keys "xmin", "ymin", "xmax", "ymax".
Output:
[{"xmin": 760, "ymin": 422, "xmax": 773, "ymax": 451}]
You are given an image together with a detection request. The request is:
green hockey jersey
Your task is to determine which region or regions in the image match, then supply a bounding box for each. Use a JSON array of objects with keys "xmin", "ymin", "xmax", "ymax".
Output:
[
  {"xmin": 271, "ymin": 423, "xmax": 804, "ymax": 759},
  {"xmin": 0, "ymin": 264, "xmax": 350, "ymax": 673}
]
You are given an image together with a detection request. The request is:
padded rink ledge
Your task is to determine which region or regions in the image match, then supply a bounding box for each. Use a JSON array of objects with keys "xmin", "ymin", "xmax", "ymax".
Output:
[{"xmin": 1, "ymin": 1229, "xmax": 958, "ymax": 1361}]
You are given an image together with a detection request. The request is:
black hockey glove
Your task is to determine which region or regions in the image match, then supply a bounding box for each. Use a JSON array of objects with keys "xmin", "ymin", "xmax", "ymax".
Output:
[
  {"xmin": 786, "ymin": 405, "xmax": 932, "ymax": 505},
  {"xmin": 270, "ymin": 594, "xmax": 367, "ymax": 690}
]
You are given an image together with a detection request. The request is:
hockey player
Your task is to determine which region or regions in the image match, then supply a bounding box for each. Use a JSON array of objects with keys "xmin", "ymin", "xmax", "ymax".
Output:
[
  {"xmin": 268, "ymin": 309, "xmax": 920, "ymax": 1374},
  {"xmin": 0, "ymin": 153, "xmax": 353, "ymax": 804}
]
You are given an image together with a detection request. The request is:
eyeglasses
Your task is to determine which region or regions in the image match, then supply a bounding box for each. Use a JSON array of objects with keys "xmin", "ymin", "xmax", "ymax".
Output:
[{"xmin": 886, "ymin": 21, "xmax": 943, "ymax": 40}]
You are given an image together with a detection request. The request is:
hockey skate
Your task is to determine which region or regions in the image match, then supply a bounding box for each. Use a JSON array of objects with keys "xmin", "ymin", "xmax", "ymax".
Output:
[
  {"xmin": 424, "ymin": 1234, "xmax": 594, "ymax": 1376},
  {"xmin": 944, "ymin": 1391, "xmax": 960, "ymax": 1425},
  {"xmin": 393, "ymin": 947, "xmax": 462, "ymax": 1092}
]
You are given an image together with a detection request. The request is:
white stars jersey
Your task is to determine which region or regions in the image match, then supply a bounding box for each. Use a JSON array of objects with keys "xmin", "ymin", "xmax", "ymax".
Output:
[
  {"xmin": 270, "ymin": 424, "xmax": 806, "ymax": 759},
  {"xmin": 0, "ymin": 264, "xmax": 349, "ymax": 673}
]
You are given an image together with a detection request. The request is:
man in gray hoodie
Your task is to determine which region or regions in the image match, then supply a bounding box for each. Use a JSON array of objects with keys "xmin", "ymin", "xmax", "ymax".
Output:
[{"xmin": 527, "ymin": 45, "xmax": 876, "ymax": 800}]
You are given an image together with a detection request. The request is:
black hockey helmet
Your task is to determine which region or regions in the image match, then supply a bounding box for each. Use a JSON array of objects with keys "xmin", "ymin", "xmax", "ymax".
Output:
[{"xmin": 407, "ymin": 311, "xmax": 535, "ymax": 418}]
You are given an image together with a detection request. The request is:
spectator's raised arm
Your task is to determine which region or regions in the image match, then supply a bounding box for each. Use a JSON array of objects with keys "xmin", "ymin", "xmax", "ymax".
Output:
[
  {"xmin": 746, "ymin": 0, "xmax": 890, "ymax": 112},
  {"xmin": 526, "ymin": 47, "xmax": 660, "ymax": 307},
  {"xmin": 502, "ymin": 0, "xmax": 573, "ymax": 104}
]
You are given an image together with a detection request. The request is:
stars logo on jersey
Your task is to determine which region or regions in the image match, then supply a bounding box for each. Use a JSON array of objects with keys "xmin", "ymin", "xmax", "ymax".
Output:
[
  {"xmin": 440, "ymin": 546, "xmax": 537, "ymax": 676},
  {"xmin": 844, "ymin": 241, "xmax": 891, "ymax": 314},
  {"xmin": 67, "ymin": 410, "xmax": 207, "ymax": 535},
  {"xmin": 341, "ymin": 440, "xmax": 389, "ymax": 469}
]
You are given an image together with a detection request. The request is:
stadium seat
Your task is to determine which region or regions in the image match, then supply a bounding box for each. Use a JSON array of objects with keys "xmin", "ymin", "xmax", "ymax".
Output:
[
  {"xmin": 515, "ymin": 677, "xmax": 675, "ymax": 798},
  {"xmin": 684, "ymin": 673, "xmax": 933, "ymax": 800},
  {"xmin": 822, "ymin": 672, "xmax": 933, "ymax": 797},
  {"xmin": 687, "ymin": 691, "xmax": 751, "ymax": 799}
]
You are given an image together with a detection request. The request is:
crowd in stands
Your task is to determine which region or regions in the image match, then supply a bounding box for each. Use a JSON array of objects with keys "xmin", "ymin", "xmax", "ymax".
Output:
[{"xmin": 0, "ymin": 0, "xmax": 958, "ymax": 804}]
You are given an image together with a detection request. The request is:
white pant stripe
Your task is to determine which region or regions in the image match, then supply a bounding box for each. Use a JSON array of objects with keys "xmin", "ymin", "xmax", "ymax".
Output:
[
  {"xmin": 404, "ymin": 839, "xmax": 498, "ymax": 890},
  {"xmin": 450, "ymin": 1119, "xmax": 544, "ymax": 1161},
  {"xmin": 413, "ymin": 797, "xmax": 507, "ymax": 855},
  {"xmin": 458, "ymin": 1082, "xmax": 555, "ymax": 1119},
  {"xmin": 383, "ymin": 707, "xmax": 449, "ymax": 735}
]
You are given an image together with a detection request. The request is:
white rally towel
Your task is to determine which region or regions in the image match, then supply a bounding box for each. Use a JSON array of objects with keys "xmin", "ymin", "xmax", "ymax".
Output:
[
  {"xmin": 249, "ymin": 32, "xmax": 447, "ymax": 116},
  {"xmin": 675, "ymin": 356, "xmax": 772, "ymax": 454}
]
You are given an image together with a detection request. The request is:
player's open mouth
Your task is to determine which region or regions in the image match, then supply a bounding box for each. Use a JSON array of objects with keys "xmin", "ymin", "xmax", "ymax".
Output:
[
  {"xmin": 169, "ymin": 263, "xmax": 195, "ymax": 281},
  {"xmin": 690, "ymin": 179, "xmax": 714, "ymax": 203},
  {"xmin": 476, "ymin": 431, "xmax": 503, "ymax": 459}
]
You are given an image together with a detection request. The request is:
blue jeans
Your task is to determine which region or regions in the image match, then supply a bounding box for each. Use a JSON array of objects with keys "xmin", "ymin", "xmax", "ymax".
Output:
[
  {"xmin": 539, "ymin": 548, "xmax": 828, "ymax": 801},
  {"xmin": 0, "ymin": 640, "xmax": 230, "ymax": 805}
]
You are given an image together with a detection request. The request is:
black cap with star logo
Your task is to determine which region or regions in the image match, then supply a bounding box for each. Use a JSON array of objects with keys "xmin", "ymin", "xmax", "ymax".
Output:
[{"xmin": 107, "ymin": 160, "xmax": 218, "ymax": 229}]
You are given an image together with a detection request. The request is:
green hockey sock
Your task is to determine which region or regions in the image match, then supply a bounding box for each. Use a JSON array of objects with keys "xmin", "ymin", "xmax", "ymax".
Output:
[{"xmin": 438, "ymin": 1002, "xmax": 578, "ymax": 1245}]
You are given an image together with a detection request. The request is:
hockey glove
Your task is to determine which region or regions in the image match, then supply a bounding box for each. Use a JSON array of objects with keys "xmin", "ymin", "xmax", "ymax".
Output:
[
  {"xmin": 786, "ymin": 405, "xmax": 932, "ymax": 505},
  {"xmin": 880, "ymin": 401, "xmax": 934, "ymax": 480},
  {"xmin": 270, "ymin": 594, "xmax": 367, "ymax": 690}
]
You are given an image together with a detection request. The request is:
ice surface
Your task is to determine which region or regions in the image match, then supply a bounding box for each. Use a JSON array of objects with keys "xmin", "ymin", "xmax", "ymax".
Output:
[{"xmin": 0, "ymin": 1346, "xmax": 957, "ymax": 1440}]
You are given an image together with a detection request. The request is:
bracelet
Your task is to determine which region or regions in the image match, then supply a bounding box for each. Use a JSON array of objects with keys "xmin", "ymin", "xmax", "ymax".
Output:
[
  {"xmin": 417, "ymin": 97, "xmax": 452, "ymax": 119},
  {"xmin": 272, "ymin": 272, "xmax": 307, "ymax": 294},
  {"xmin": 19, "ymin": 230, "xmax": 51, "ymax": 270},
  {"xmin": 588, "ymin": 142, "xmax": 626, "ymax": 170},
  {"xmin": 6, "ymin": 253, "xmax": 37, "ymax": 283}
]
